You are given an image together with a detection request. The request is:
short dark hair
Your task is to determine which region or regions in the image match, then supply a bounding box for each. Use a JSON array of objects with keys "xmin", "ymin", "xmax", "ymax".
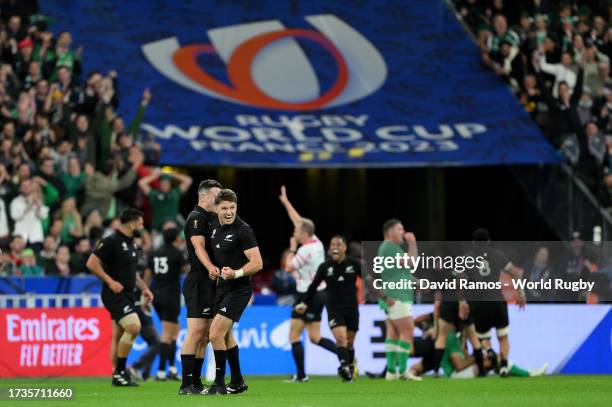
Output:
[
  {"xmin": 382, "ymin": 219, "xmax": 402, "ymax": 235},
  {"xmin": 331, "ymin": 234, "xmax": 347, "ymax": 245},
  {"xmin": 120, "ymin": 208, "xmax": 143, "ymax": 224},
  {"xmin": 198, "ymin": 179, "xmax": 223, "ymax": 194},
  {"xmin": 163, "ymin": 227, "xmax": 181, "ymax": 244},
  {"xmin": 215, "ymin": 189, "xmax": 237, "ymax": 205},
  {"xmin": 472, "ymin": 228, "xmax": 490, "ymax": 242}
]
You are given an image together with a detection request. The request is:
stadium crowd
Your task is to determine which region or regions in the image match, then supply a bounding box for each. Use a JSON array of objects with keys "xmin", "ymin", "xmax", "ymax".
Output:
[
  {"xmin": 0, "ymin": 2, "xmax": 191, "ymax": 277},
  {"xmin": 453, "ymin": 0, "xmax": 612, "ymax": 207}
]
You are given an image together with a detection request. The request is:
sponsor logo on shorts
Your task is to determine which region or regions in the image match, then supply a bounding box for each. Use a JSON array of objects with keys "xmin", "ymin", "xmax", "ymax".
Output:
[
  {"xmin": 123, "ymin": 305, "xmax": 132, "ymax": 314},
  {"xmin": 220, "ymin": 307, "xmax": 227, "ymax": 312},
  {"xmin": 202, "ymin": 307, "xmax": 211, "ymax": 315},
  {"xmin": 329, "ymin": 318, "xmax": 337, "ymax": 327}
]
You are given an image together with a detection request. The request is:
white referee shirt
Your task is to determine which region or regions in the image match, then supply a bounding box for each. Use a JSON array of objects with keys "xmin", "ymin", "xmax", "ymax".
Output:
[{"xmin": 290, "ymin": 235, "xmax": 326, "ymax": 293}]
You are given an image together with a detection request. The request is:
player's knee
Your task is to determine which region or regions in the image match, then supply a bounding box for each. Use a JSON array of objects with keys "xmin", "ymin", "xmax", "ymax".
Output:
[
  {"xmin": 308, "ymin": 334, "xmax": 321, "ymax": 344},
  {"xmin": 209, "ymin": 328, "xmax": 225, "ymax": 345},
  {"xmin": 336, "ymin": 336, "xmax": 348, "ymax": 347},
  {"xmin": 125, "ymin": 323, "xmax": 141, "ymax": 337},
  {"xmin": 119, "ymin": 329, "xmax": 137, "ymax": 346}
]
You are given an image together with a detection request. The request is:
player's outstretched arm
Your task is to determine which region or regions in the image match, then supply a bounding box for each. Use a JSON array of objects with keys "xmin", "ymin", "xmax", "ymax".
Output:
[{"xmin": 279, "ymin": 185, "xmax": 303, "ymax": 228}]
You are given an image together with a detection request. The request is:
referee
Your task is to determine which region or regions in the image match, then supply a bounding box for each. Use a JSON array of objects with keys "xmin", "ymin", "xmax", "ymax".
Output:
[
  {"xmin": 179, "ymin": 179, "xmax": 222, "ymax": 394},
  {"xmin": 295, "ymin": 235, "xmax": 361, "ymax": 382},
  {"xmin": 144, "ymin": 226, "xmax": 188, "ymax": 381},
  {"xmin": 87, "ymin": 209, "xmax": 153, "ymax": 387},
  {"xmin": 203, "ymin": 189, "xmax": 262, "ymax": 395}
]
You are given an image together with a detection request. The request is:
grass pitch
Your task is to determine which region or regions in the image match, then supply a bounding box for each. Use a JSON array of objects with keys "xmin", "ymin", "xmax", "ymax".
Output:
[{"xmin": 1, "ymin": 375, "xmax": 611, "ymax": 407}]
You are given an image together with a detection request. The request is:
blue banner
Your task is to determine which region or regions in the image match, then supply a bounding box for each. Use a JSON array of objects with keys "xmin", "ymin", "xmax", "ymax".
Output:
[{"xmin": 41, "ymin": 0, "xmax": 560, "ymax": 167}]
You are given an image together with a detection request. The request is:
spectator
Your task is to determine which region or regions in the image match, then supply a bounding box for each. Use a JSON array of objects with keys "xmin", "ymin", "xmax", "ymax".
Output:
[
  {"xmin": 523, "ymin": 247, "xmax": 554, "ymax": 302},
  {"xmin": 556, "ymin": 231, "xmax": 595, "ymax": 301},
  {"xmin": 81, "ymin": 156, "xmax": 139, "ymax": 219},
  {"xmin": 83, "ymin": 209, "xmax": 102, "ymax": 237},
  {"xmin": 59, "ymin": 197, "xmax": 82, "ymax": 244},
  {"xmin": 19, "ymin": 247, "xmax": 43, "ymax": 276},
  {"xmin": 10, "ymin": 178, "xmax": 48, "ymax": 250},
  {"xmin": 138, "ymin": 168, "xmax": 192, "ymax": 231},
  {"xmin": 8, "ymin": 234, "xmax": 25, "ymax": 267},
  {"xmin": 487, "ymin": 14, "xmax": 520, "ymax": 52},
  {"xmin": 45, "ymin": 244, "xmax": 72, "ymax": 276},
  {"xmin": 61, "ymin": 156, "xmax": 85, "ymax": 200},
  {"xmin": 37, "ymin": 235, "xmax": 56, "ymax": 270},
  {"xmin": 48, "ymin": 218, "xmax": 63, "ymax": 247},
  {"xmin": 538, "ymin": 47, "xmax": 577, "ymax": 96},
  {"xmin": 69, "ymin": 236, "xmax": 90, "ymax": 275}
]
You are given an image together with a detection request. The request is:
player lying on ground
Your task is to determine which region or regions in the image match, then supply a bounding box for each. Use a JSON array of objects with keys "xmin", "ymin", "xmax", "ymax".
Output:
[
  {"xmin": 295, "ymin": 235, "xmax": 361, "ymax": 382},
  {"xmin": 410, "ymin": 330, "xmax": 548, "ymax": 378},
  {"xmin": 280, "ymin": 185, "xmax": 337, "ymax": 382}
]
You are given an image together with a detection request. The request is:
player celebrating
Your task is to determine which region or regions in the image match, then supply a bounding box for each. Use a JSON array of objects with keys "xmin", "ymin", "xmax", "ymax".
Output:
[
  {"xmin": 295, "ymin": 235, "xmax": 361, "ymax": 382},
  {"xmin": 145, "ymin": 226, "xmax": 189, "ymax": 381},
  {"xmin": 204, "ymin": 189, "xmax": 263, "ymax": 395},
  {"xmin": 377, "ymin": 219, "xmax": 420, "ymax": 381},
  {"xmin": 179, "ymin": 180, "xmax": 222, "ymax": 394},
  {"xmin": 87, "ymin": 209, "xmax": 153, "ymax": 387},
  {"xmin": 279, "ymin": 185, "xmax": 337, "ymax": 382},
  {"xmin": 465, "ymin": 228, "xmax": 525, "ymax": 377}
]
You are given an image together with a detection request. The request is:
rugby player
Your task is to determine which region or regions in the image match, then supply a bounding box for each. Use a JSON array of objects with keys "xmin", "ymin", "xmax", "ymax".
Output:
[
  {"xmin": 279, "ymin": 186, "xmax": 337, "ymax": 382},
  {"xmin": 465, "ymin": 228, "xmax": 526, "ymax": 377},
  {"xmin": 295, "ymin": 235, "xmax": 361, "ymax": 382},
  {"xmin": 412, "ymin": 330, "xmax": 548, "ymax": 379},
  {"xmin": 145, "ymin": 226, "xmax": 188, "ymax": 381},
  {"xmin": 87, "ymin": 209, "xmax": 152, "ymax": 387},
  {"xmin": 376, "ymin": 219, "xmax": 420, "ymax": 380},
  {"xmin": 203, "ymin": 189, "xmax": 263, "ymax": 395},
  {"xmin": 179, "ymin": 180, "xmax": 222, "ymax": 394}
]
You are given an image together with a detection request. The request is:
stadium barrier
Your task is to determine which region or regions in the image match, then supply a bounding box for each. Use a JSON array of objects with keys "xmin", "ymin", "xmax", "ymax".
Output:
[{"xmin": 1, "ymin": 304, "xmax": 610, "ymax": 377}]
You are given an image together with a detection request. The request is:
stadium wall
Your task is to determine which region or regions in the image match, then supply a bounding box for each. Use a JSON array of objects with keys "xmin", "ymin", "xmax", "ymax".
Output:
[{"xmin": 1, "ymin": 305, "xmax": 610, "ymax": 377}]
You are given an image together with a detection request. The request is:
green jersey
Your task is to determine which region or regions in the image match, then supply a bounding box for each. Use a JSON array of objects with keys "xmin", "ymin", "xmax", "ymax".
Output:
[
  {"xmin": 377, "ymin": 240, "xmax": 413, "ymax": 305},
  {"xmin": 441, "ymin": 333, "xmax": 464, "ymax": 377},
  {"xmin": 149, "ymin": 187, "xmax": 181, "ymax": 230}
]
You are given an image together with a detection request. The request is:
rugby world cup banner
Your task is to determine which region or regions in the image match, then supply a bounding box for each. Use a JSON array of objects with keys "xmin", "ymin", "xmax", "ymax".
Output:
[
  {"xmin": 41, "ymin": 0, "xmax": 560, "ymax": 167},
  {"xmin": 0, "ymin": 308, "xmax": 112, "ymax": 377}
]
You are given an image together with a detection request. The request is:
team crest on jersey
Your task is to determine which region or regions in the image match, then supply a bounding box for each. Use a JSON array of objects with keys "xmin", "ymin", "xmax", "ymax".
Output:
[
  {"xmin": 345, "ymin": 265, "xmax": 354, "ymax": 273},
  {"xmin": 327, "ymin": 267, "xmax": 334, "ymax": 276},
  {"xmin": 225, "ymin": 234, "xmax": 233, "ymax": 241}
]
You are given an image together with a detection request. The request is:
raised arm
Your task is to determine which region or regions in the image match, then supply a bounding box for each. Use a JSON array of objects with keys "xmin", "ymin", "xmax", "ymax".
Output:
[
  {"xmin": 138, "ymin": 168, "xmax": 161, "ymax": 195},
  {"xmin": 171, "ymin": 171, "xmax": 193, "ymax": 193},
  {"xmin": 279, "ymin": 185, "xmax": 303, "ymax": 228}
]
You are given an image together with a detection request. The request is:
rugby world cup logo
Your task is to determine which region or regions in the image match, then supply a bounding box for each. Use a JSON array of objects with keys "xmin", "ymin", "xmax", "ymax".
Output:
[{"xmin": 142, "ymin": 14, "xmax": 387, "ymax": 111}]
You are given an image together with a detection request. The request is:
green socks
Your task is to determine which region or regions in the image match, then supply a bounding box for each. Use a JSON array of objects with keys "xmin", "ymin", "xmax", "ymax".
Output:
[
  {"xmin": 385, "ymin": 339, "xmax": 398, "ymax": 372},
  {"xmin": 397, "ymin": 340, "xmax": 411, "ymax": 374},
  {"xmin": 509, "ymin": 363, "xmax": 530, "ymax": 377}
]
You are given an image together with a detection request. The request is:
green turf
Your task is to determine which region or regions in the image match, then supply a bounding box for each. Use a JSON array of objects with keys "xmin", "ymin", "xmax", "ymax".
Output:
[{"xmin": 0, "ymin": 376, "xmax": 611, "ymax": 407}]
